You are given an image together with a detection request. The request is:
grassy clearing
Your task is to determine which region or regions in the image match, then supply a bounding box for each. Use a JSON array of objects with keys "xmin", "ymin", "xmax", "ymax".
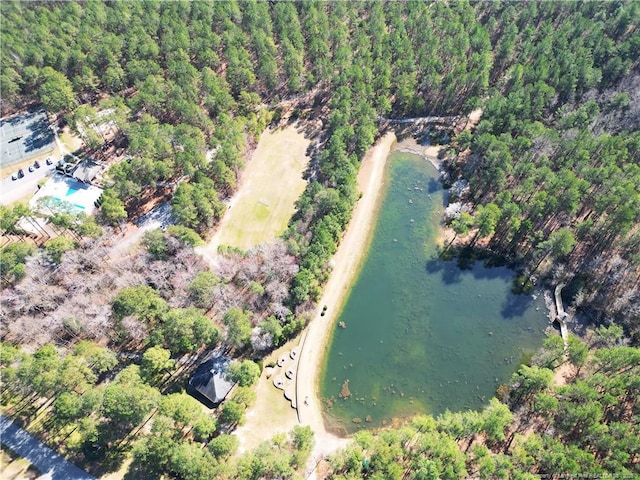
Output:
[
  {"xmin": 60, "ymin": 126, "xmax": 83, "ymax": 152},
  {"xmin": 233, "ymin": 338, "xmax": 301, "ymax": 454},
  {"xmin": 216, "ymin": 125, "xmax": 310, "ymax": 250}
]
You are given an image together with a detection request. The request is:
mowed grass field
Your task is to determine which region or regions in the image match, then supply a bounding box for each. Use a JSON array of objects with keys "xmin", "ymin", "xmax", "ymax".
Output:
[{"xmin": 215, "ymin": 125, "xmax": 310, "ymax": 249}]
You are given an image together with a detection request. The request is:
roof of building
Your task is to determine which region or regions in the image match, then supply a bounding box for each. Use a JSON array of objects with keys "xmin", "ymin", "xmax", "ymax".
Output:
[
  {"xmin": 188, "ymin": 353, "xmax": 234, "ymax": 408},
  {"xmin": 72, "ymin": 159, "xmax": 101, "ymax": 183}
]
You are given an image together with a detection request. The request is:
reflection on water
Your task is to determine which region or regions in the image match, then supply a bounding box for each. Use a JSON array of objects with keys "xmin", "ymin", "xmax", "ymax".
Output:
[{"xmin": 320, "ymin": 152, "xmax": 548, "ymax": 433}]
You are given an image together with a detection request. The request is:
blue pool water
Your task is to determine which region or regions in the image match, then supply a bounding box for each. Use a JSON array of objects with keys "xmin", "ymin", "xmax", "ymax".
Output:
[{"xmin": 52, "ymin": 197, "xmax": 85, "ymax": 210}]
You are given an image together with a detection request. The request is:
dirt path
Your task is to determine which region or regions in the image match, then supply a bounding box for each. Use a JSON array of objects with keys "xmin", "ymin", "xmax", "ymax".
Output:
[
  {"xmin": 467, "ymin": 108, "xmax": 483, "ymax": 127},
  {"xmin": 295, "ymin": 132, "xmax": 397, "ymax": 477}
]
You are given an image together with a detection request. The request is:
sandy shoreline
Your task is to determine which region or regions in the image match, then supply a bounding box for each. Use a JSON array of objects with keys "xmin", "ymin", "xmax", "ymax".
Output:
[
  {"xmin": 238, "ymin": 110, "xmax": 484, "ymax": 475},
  {"xmin": 292, "ymin": 111, "xmax": 488, "ymax": 475},
  {"xmin": 294, "ymin": 132, "xmax": 397, "ymax": 476},
  {"xmin": 294, "ymin": 133, "xmax": 450, "ymax": 475},
  {"xmin": 394, "ymin": 137, "xmax": 445, "ymax": 171},
  {"xmin": 293, "ymin": 115, "xmax": 485, "ymax": 473}
]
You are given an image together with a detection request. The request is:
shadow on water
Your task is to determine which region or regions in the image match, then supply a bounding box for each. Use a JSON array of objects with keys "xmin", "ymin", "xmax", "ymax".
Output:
[
  {"xmin": 501, "ymin": 293, "xmax": 535, "ymax": 319},
  {"xmin": 426, "ymin": 177, "xmax": 441, "ymax": 194},
  {"xmin": 426, "ymin": 248, "xmax": 515, "ymax": 286},
  {"xmin": 425, "ymin": 257, "xmax": 463, "ymax": 284},
  {"xmin": 426, "ymin": 245, "xmax": 538, "ymax": 320},
  {"xmin": 440, "ymin": 185, "xmax": 450, "ymax": 208}
]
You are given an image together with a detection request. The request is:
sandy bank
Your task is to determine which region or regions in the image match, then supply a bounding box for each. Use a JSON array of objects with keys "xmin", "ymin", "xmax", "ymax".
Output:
[
  {"xmin": 295, "ymin": 132, "xmax": 397, "ymax": 476},
  {"xmin": 393, "ymin": 137, "xmax": 444, "ymax": 171}
]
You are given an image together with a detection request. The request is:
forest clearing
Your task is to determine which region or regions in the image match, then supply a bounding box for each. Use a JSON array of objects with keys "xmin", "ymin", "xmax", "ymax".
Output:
[
  {"xmin": 231, "ymin": 133, "xmax": 396, "ymax": 476},
  {"xmin": 201, "ymin": 124, "xmax": 310, "ymax": 254},
  {"xmin": 1, "ymin": 1, "xmax": 638, "ymax": 479}
]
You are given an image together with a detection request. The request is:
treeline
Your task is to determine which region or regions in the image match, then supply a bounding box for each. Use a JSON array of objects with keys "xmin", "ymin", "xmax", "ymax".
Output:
[
  {"xmin": 327, "ymin": 338, "xmax": 639, "ymax": 479},
  {"xmin": 1, "ymin": 1, "xmax": 492, "ymax": 233},
  {"xmin": 282, "ymin": 1, "xmax": 491, "ymax": 312},
  {"xmin": 1, "ymin": 1, "xmax": 639, "ymax": 477},
  {"xmin": 447, "ymin": 1, "xmax": 640, "ymax": 341},
  {"xmin": 0, "ymin": 338, "xmax": 313, "ymax": 479},
  {"xmin": 1, "ymin": 1, "xmax": 492, "ymax": 116}
]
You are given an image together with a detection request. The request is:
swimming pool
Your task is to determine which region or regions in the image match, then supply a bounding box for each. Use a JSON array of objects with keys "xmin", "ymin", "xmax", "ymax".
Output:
[{"xmin": 30, "ymin": 175, "xmax": 103, "ymax": 216}]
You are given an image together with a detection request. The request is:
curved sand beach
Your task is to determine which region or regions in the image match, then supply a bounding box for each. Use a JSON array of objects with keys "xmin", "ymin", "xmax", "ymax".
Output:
[
  {"xmin": 237, "ymin": 110, "xmax": 483, "ymax": 474},
  {"xmin": 295, "ymin": 132, "xmax": 397, "ymax": 474}
]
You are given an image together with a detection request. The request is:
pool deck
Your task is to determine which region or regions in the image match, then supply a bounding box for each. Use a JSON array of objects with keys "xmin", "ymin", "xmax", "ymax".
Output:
[{"xmin": 30, "ymin": 174, "xmax": 103, "ymax": 215}]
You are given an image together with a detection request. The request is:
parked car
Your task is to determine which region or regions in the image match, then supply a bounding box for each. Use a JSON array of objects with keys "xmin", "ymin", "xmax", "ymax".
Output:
[
  {"xmin": 17, "ymin": 169, "xmax": 24, "ymax": 178},
  {"xmin": 34, "ymin": 160, "xmax": 40, "ymax": 169},
  {"xmin": 11, "ymin": 172, "xmax": 18, "ymax": 181},
  {"xmin": 45, "ymin": 157, "xmax": 53, "ymax": 165},
  {"xmin": 28, "ymin": 165, "xmax": 34, "ymax": 172}
]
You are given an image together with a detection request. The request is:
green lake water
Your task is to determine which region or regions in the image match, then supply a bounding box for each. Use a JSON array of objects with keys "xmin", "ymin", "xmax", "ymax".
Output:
[{"xmin": 320, "ymin": 152, "xmax": 549, "ymax": 433}]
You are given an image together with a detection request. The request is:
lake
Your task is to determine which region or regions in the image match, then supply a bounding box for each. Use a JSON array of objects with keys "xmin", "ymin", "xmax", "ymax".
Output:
[{"xmin": 320, "ymin": 151, "xmax": 549, "ymax": 433}]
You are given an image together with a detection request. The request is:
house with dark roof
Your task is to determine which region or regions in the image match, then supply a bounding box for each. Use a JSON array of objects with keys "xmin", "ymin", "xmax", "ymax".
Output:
[
  {"xmin": 72, "ymin": 159, "xmax": 101, "ymax": 184},
  {"xmin": 187, "ymin": 353, "xmax": 235, "ymax": 408}
]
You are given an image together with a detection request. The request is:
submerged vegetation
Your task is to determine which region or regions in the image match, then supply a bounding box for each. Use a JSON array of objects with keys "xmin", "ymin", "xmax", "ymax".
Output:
[
  {"xmin": 0, "ymin": 0, "xmax": 638, "ymax": 478},
  {"xmin": 321, "ymin": 154, "xmax": 550, "ymax": 431},
  {"xmin": 327, "ymin": 341, "xmax": 639, "ymax": 479}
]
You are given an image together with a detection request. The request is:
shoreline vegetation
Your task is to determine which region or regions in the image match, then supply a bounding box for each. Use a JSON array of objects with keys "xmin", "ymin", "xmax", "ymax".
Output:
[
  {"xmin": 235, "ymin": 131, "xmax": 464, "ymax": 467},
  {"xmin": 296, "ymin": 112, "xmax": 561, "ymax": 449},
  {"xmin": 294, "ymin": 132, "xmax": 396, "ymax": 465},
  {"xmin": 2, "ymin": 1, "xmax": 638, "ymax": 477},
  {"xmin": 292, "ymin": 110, "xmax": 516, "ymax": 455}
]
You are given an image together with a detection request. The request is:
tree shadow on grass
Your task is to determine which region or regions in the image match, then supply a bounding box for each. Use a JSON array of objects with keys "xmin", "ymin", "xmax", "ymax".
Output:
[{"xmin": 84, "ymin": 424, "xmax": 131, "ymax": 477}]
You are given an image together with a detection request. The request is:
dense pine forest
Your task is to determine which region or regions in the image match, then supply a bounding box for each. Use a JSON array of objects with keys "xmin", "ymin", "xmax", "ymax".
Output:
[{"xmin": 1, "ymin": 1, "xmax": 639, "ymax": 479}]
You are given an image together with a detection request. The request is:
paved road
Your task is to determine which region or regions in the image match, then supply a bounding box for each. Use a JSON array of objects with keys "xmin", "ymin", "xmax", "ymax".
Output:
[
  {"xmin": 0, "ymin": 415, "xmax": 96, "ymax": 480},
  {"xmin": 108, "ymin": 201, "xmax": 175, "ymax": 257},
  {"xmin": 0, "ymin": 164, "xmax": 57, "ymax": 206}
]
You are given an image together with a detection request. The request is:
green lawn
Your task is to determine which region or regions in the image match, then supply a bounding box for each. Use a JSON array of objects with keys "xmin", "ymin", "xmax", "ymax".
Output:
[{"xmin": 216, "ymin": 125, "xmax": 310, "ymax": 249}]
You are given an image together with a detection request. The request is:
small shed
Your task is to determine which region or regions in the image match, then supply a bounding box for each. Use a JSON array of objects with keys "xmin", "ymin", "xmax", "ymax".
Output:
[{"xmin": 187, "ymin": 353, "xmax": 234, "ymax": 408}]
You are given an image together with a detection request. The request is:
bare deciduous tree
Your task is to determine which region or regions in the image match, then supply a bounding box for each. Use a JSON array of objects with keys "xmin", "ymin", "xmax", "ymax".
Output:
[{"xmin": 119, "ymin": 315, "xmax": 148, "ymax": 347}]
